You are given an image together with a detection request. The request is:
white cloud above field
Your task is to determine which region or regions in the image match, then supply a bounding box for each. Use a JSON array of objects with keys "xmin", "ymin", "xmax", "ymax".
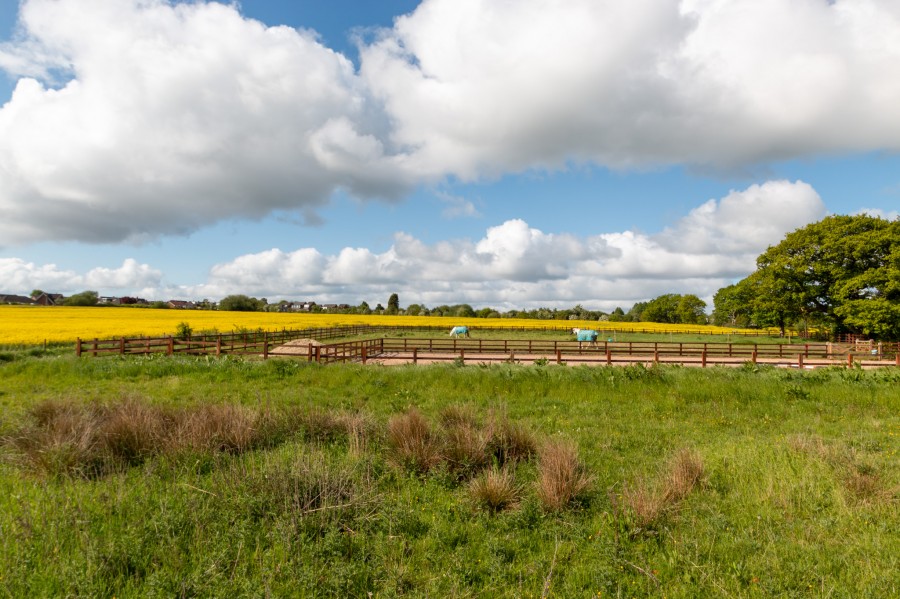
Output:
[
  {"xmin": 0, "ymin": 0, "xmax": 899, "ymax": 244},
  {"xmin": 159, "ymin": 179, "xmax": 822, "ymax": 308},
  {"xmin": 0, "ymin": 179, "xmax": 826, "ymax": 308},
  {"xmin": 0, "ymin": 258, "xmax": 162, "ymax": 294}
]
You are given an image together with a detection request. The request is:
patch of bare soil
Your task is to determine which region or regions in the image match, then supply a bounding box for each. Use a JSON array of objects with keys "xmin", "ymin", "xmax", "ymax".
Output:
[{"xmin": 271, "ymin": 338, "xmax": 323, "ymax": 356}]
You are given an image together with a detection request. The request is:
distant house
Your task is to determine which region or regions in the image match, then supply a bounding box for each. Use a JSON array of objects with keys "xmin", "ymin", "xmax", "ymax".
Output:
[
  {"xmin": 0, "ymin": 294, "xmax": 35, "ymax": 305},
  {"xmin": 98, "ymin": 296, "xmax": 122, "ymax": 305},
  {"xmin": 32, "ymin": 293, "xmax": 64, "ymax": 306},
  {"xmin": 167, "ymin": 300, "xmax": 197, "ymax": 310}
]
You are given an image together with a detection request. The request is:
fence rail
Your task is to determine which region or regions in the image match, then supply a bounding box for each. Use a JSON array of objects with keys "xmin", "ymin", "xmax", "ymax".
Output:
[{"xmin": 75, "ymin": 326, "xmax": 899, "ymax": 368}]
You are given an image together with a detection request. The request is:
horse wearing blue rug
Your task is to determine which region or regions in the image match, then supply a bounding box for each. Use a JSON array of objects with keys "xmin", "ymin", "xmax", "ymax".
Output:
[
  {"xmin": 450, "ymin": 326, "xmax": 470, "ymax": 338},
  {"xmin": 572, "ymin": 327, "xmax": 598, "ymax": 348}
]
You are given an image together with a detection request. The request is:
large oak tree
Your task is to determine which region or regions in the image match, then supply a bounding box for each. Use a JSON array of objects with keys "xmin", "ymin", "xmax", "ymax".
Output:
[{"xmin": 716, "ymin": 215, "xmax": 900, "ymax": 339}]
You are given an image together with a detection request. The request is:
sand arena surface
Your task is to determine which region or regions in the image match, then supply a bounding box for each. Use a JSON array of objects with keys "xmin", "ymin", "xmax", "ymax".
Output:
[{"xmin": 269, "ymin": 339, "xmax": 322, "ymax": 356}]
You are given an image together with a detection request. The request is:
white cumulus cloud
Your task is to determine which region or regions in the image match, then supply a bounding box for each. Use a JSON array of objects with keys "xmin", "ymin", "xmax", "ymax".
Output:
[
  {"xmin": 0, "ymin": 258, "xmax": 161, "ymax": 294},
  {"xmin": 162, "ymin": 180, "xmax": 824, "ymax": 309},
  {"xmin": 0, "ymin": 0, "xmax": 408, "ymax": 245},
  {"xmin": 0, "ymin": 0, "xmax": 899, "ymax": 244}
]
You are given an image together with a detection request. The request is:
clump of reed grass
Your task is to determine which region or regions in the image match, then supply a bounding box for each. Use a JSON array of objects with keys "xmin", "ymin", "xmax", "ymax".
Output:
[
  {"xmin": 488, "ymin": 412, "xmax": 538, "ymax": 466},
  {"xmin": 441, "ymin": 406, "xmax": 492, "ymax": 479},
  {"xmin": 341, "ymin": 411, "xmax": 379, "ymax": 456},
  {"xmin": 387, "ymin": 408, "xmax": 443, "ymax": 474},
  {"xmin": 97, "ymin": 398, "xmax": 169, "ymax": 466},
  {"xmin": 7, "ymin": 399, "xmax": 296, "ymax": 477},
  {"xmin": 470, "ymin": 466, "xmax": 520, "ymax": 513},
  {"xmin": 535, "ymin": 439, "xmax": 593, "ymax": 511},
  {"xmin": 8, "ymin": 400, "xmax": 103, "ymax": 477},
  {"xmin": 611, "ymin": 447, "xmax": 705, "ymax": 536},
  {"xmin": 661, "ymin": 448, "xmax": 705, "ymax": 503},
  {"xmin": 439, "ymin": 404, "xmax": 480, "ymax": 429},
  {"xmin": 178, "ymin": 403, "xmax": 260, "ymax": 453}
]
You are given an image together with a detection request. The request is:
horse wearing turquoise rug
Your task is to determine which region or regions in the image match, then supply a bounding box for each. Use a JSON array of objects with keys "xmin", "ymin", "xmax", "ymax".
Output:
[
  {"xmin": 572, "ymin": 328, "xmax": 598, "ymax": 347},
  {"xmin": 450, "ymin": 326, "xmax": 470, "ymax": 338}
]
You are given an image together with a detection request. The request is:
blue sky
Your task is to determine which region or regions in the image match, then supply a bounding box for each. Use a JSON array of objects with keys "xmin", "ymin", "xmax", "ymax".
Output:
[{"xmin": 1, "ymin": 0, "xmax": 898, "ymax": 311}]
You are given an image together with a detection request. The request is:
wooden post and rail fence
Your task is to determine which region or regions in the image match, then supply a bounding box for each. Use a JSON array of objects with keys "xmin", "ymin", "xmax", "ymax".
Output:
[{"xmin": 74, "ymin": 325, "xmax": 900, "ymax": 368}]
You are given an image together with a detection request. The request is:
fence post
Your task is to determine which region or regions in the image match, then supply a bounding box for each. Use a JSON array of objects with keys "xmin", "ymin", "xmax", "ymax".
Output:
[
  {"xmin": 120, "ymin": 337, "xmax": 125, "ymax": 355},
  {"xmin": 263, "ymin": 333, "xmax": 269, "ymax": 360},
  {"xmin": 798, "ymin": 354, "xmax": 804, "ymax": 369},
  {"xmin": 93, "ymin": 338, "xmax": 98, "ymax": 357},
  {"xmin": 701, "ymin": 349, "xmax": 707, "ymax": 368},
  {"xmin": 216, "ymin": 335, "xmax": 222, "ymax": 357},
  {"xmin": 556, "ymin": 349, "xmax": 562, "ymax": 365},
  {"xmin": 654, "ymin": 350, "xmax": 659, "ymax": 364},
  {"xmin": 307, "ymin": 343, "xmax": 313, "ymax": 362},
  {"xmin": 606, "ymin": 347, "xmax": 612, "ymax": 365},
  {"xmin": 751, "ymin": 350, "xmax": 757, "ymax": 364},
  {"xmin": 847, "ymin": 354, "xmax": 853, "ymax": 367},
  {"xmin": 76, "ymin": 338, "xmax": 82, "ymax": 357},
  {"xmin": 167, "ymin": 336, "xmax": 173, "ymax": 356},
  {"xmin": 362, "ymin": 347, "xmax": 367, "ymax": 365},
  {"xmin": 413, "ymin": 348, "xmax": 418, "ymax": 365},
  {"xmin": 895, "ymin": 352, "xmax": 899, "ymax": 367}
]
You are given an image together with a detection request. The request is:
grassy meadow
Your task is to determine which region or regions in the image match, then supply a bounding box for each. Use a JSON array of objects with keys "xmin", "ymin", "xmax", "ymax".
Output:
[{"xmin": 1, "ymin": 352, "xmax": 898, "ymax": 597}]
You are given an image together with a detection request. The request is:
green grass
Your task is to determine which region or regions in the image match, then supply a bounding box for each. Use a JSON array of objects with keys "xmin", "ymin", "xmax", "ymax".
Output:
[{"xmin": 1, "ymin": 355, "xmax": 898, "ymax": 597}]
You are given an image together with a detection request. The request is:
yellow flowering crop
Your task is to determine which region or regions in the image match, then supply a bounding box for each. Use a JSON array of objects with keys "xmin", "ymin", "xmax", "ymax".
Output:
[{"xmin": 0, "ymin": 305, "xmax": 765, "ymax": 345}]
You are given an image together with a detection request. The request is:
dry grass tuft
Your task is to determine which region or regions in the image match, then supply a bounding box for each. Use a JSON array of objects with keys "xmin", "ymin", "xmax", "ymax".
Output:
[
  {"xmin": 97, "ymin": 399, "xmax": 169, "ymax": 466},
  {"xmin": 291, "ymin": 408, "xmax": 348, "ymax": 443},
  {"xmin": 612, "ymin": 447, "xmax": 705, "ymax": 535},
  {"xmin": 341, "ymin": 411, "xmax": 379, "ymax": 456},
  {"xmin": 10, "ymin": 400, "xmax": 103, "ymax": 477},
  {"xmin": 661, "ymin": 448, "xmax": 705, "ymax": 503},
  {"xmin": 470, "ymin": 466, "xmax": 520, "ymax": 512},
  {"xmin": 439, "ymin": 404, "xmax": 480, "ymax": 429},
  {"xmin": 178, "ymin": 403, "xmax": 260, "ymax": 453},
  {"xmin": 387, "ymin": 408, "xmax": 443, "ymax": 474},
  {"xmin": 443, "ymin": 420, "xmax": 491, "ymax": 478},
  {"xmin": 487, "ymin": 411, "xmax": 538, "ymax": 466},
  {"xmin": 536, "ymin": 439, "xmax": 592, "ymax": 511},
  {"xmin": 613, "ymin": 479, "xmax": 664, "ymax": 531}
]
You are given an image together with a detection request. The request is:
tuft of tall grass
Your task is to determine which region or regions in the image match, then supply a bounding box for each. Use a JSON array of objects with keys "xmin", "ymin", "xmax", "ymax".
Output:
[
  {"xmin": 612, "ymin": 479, "xmax": 664, "ymax": 532},
  {"xmin": 8, "ymin": 400, "xmax": 103, "ymax": 477},
  {"xmin": 661, "ymin": 448, "xmax": 705, "ymax": 503},
  {"xmin": 7, "ymin": 399, "xmax": 305, "ymax": 477},
  {"xmin": 443, "ymin": 419, "xmax": 491, "ymax": 478},
  {"xmin": 177, "ymin": 403, "xmax": 260, "ymax": 453},
  {"xmin": 535, "ymin": 439, "xmax": 592, "ymax": 511},
  {"xmin": 470, "ymin": 466, "xmax": 520, "ymax": 512},
  {"xmin": 488, "ymin": 412, "xmax": 538, "ymax": 466},
  {"xmin": 341, "ymin": 411, "xmax": 379, "ymax": 456},
  {"xmin": 97, "ymin": 398, "xmax": 169, "ymax": 467},
  {"xmin": 439, "ymin": 404, "xmax": 481, "ymax": 429},
  {"xmin": 612, "ymin": 447, "xmax": 705, "ymax": 535},
  {"xmin": 387, "ymin": 408, "xmax": 443, "ymax": 474}
]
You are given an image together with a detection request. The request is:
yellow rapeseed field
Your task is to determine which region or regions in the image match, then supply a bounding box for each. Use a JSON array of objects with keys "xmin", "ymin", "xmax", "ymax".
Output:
[{"xmin": 0, "ymin": 305, "xmax": 764, "ymax": 345}]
